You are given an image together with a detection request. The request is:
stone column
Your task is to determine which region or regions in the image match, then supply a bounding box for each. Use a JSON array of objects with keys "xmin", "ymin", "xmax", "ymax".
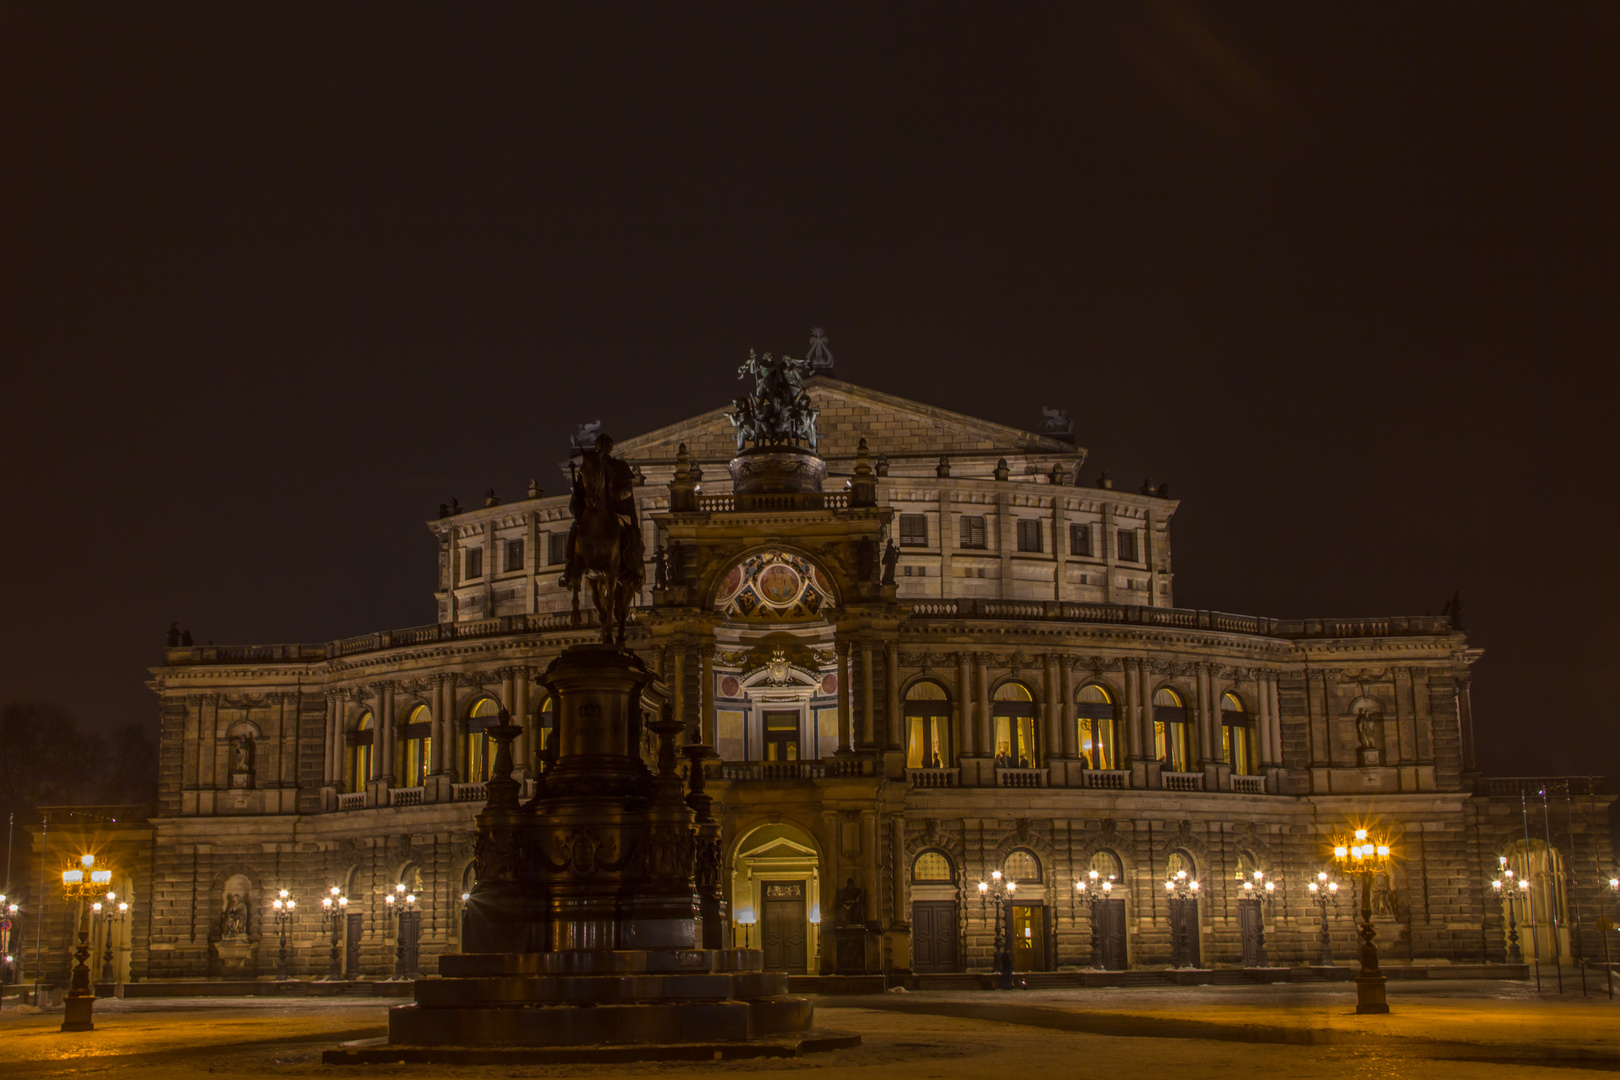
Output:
[
  {"xmin": 1122, "ymin": 661, "xmax": 1141, "ymax": 759},
  {"xmin": 323, "ymin": 694, "xmax": 339, "ymax": 785},
  {"xmin": 513, "ymin": 671, "xmax": 531, "ymax": 776},
  {"xmin": 429, "ymin": 677, "xmax": 447, "ymax": 775},
  {"xmin": 279, "ymin": 693, "xmax": 294, "ymax": 787},
  {"xmin": 1102, "ymin": 504, "xmax": 1117, "ymax": 604},
  {"xmin": 1268, "ymin": 677, "xmax": 1284, "ymax": 767},
  {"xmin": 201, "ymin": 695, "xmax": 219, "ymax": 789},
  {"xmin": 955, "ymin": 653, "xmax": 974, "ymax": 758},
  {"xmin": 973, "ymin": 654, "xmax": 991, "ymax": 759},
  {"xmin": 860, "ymin": 639, "xmax": 876, "ymax": 748},
  {"xmin": 378, "ymin": 683, "xmax": 396, "ymax": 782},
  {"xmin": 699, "ymin": 643, "xmax": 716, "ymax": 746},
  {"xmin": 1256, "ymin": 675, "xmax": 1273, "ymax": 767},
  {"xmin": 890, "ymin": 814, "xmax": 908, "ymax": 927},
  {"xmin": 1457, "ymin": 673, "xmax": 1477, "ymax": 774},
  {"xmin": 1138, "ymin": 663, "xmax": 1155, "ymax": 758},
  {"xmin": 1052, "ymin": 495, "xmax": 1067, "ymax": 601},
  {"xmin": 1043, "ymin": 654, "xmax": 1069, "ymax": 764},
  {"xmin": 1060, "ymin": 660, "xmax": 1077, "ymax": 758},
  {"xmin": 820, "ymin": 810, "xmax": 840, "ymax": 971},
  {"xmin": 862, "ymin": 811, "xmax": 879, "ymax": 923},
  {"xmin": 885, "ymin": 642, "xmax": 902, "ymax": 753},
  {"xmin": 836, "ymin": 639, "xmax": 853, "ymax": 754},
  {"xmin": 1196, "ymin": 663, "xmax": 1214, "ymax": 765},
  {"xmin": 671, "ymin": 644, "xmax": 687, "ymax": 736}
]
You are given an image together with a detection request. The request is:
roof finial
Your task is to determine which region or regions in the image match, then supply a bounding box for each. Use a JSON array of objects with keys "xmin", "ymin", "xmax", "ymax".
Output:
[{"xmin": 807, "ymin": 326, "xmax": 834, "ymax": 375}]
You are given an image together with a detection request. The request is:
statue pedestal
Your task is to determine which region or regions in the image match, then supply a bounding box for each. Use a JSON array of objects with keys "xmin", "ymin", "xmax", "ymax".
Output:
[
  {"xmin": 728, "ymin": 446, "xmax": 826, "ymax": 495},
  {"xmin": 214, "ymin": 938, "xmax": 255, "ymax": 978},
  {"xmin": 833, "ymin": 927, "xmax": 869, "ymax": 975},
  {"xmin": 1357, "ymin": 747, "xmax": 1383, "ymax": 767},
  {"xmin": 346, "ymin": 644, "xmax": 848, "ymax": 1064}
]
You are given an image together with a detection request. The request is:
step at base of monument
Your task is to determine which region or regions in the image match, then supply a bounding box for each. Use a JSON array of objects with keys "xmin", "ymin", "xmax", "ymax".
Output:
[
  {"xmin": 323, "ymin": 1030, "xmax": 862, "ymax": 1066},
  {"xmin": 389, "ymin": 995, "xmax": 813, "ymax": 1046}
]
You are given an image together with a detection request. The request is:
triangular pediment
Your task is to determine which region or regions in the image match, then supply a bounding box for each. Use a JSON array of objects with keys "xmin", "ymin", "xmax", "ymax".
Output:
[{"xmin": 613, "ymin": 377, "xmax": 1083, "ymax": 465}]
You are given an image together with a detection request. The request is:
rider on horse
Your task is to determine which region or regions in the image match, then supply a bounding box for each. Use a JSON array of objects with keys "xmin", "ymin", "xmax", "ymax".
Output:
[{"xmin": 562, "ymin": 432, "xmax": 645, "ymax": 642}]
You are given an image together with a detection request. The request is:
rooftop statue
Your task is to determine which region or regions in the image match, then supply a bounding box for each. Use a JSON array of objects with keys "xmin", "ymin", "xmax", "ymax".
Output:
[{"xmin": 727, "ymin": 350, "xmax": 820, "ymax": 453}]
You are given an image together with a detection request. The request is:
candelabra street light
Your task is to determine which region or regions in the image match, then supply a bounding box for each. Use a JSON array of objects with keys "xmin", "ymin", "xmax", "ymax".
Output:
[
  {"xmin": 1490, "ymin": 857, "xmax": 1530, "ymax": 966},
  {"xmin": 1164, "ymin": 869, "xmax": 1200, "ymax": 969},
  {"xmin": 1, "ymin": 895, "xmax": 17, "ymax": 996},
  {"xmin": 1240, "ymin": 871, "xmax": 1277, "ymax": 968},
  {"xmin": 976, "ymin": 869, "xmax": 1017, "ymax": 990},
  {"xmin": 319, "ymin": 887, "xmax": 348, "ymax": 981},
  {"xmin": 1332, "ymin": 827, "xmax": 1393, "ymax": 1015},
  {"xmin": 271, "ymin": 889, "xmax": 298, "ymax": 980},
  {"xmin": 92, "ymin": 893, "xmax": 128, "ymax": 985},
  {"xmin": 384, "ymin": 883, "xmax": 420, "ymax": 980},
  {"xmin": 1075, "ymin": 870, "xmax": 1114, "ymax": 969},
  {"xmin": 59, "ymin": 854, "xmax": 112, "ymax": 1031},
  {"xmin": 1306, "ymin": 871, "xmax": 1341, "ymax": 966},
  {"xmin": 1600, "ymin": 875, "xmax": 1617, "ymax": 1000}
]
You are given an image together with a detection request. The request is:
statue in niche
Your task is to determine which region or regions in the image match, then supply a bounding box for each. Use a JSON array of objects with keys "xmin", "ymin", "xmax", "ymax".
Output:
[
  {"xmin": 835, "ymin": 877, "xmax": 865, "ymax": 927},
  {"xmin": 1371, "ymin": 871, "xmax": 1397, "ymax": 916},
  {"xmin": 220, "ymin": 892, "xmax": 249, "ymax": 938},
  {"xmin": 229, "ymin": 734, "xmax": 255, "ymax": 788},
  {"xmin": 1354, "ymin": 707, "xmax": 1378, "ymax": 749}
]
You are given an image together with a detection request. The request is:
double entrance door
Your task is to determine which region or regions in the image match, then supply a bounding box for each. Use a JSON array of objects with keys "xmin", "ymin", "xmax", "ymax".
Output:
[
  {"xmin": 1010, "ymin": 903, "xmax": 1048, "ymax": 972},
  {"xmin": 760, "ymin": 880, "xmax": 807, "ymax": 974},
  {"xmin": 912, "ymin": 901, "xmax": 958, "ymax": 973},
  {"xmin": 1168, "ymin": 898, "xmax": 1201, "ymax": 968},
  {"xmin": 1093, "ymin": 897, "xmax": 1128, "ymax": 970}
]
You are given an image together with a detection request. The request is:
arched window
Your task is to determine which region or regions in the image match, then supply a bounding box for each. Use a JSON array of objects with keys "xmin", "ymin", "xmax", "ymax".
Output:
[
  {"xmin": 1003, "ymin": 849, "xmax": 1041, "ymax": 883},
  {"xmin": 912, "ymin": 850, "xmax": 954, "ymax": 883},
  {"xmin": 463, "ymin": 698, "xmax": 502, "ymax": 782},
  {"xmin": 1152, "ymin": 687, "xmax": 1190, "ymax": 772},
  {"xmin": 535, "ymin": 694, "xmax": 556, "ymax": 768},
  {"xmin": 1165, "ymin": 850, "xmax": 1196, "ymax": 882},
  {"xmin": 344, "ymin": 711, "xmax": 373, "ymax": 793},
  {"xmin": 905, "ymin": 681, "xmax": 951, "ymax": 768},
  {"xmin": 1221, "ymin": 692, "xmax": 1256, "ymax": 775},
  {"xmin": 1076, "ymin": 684, "xmax": 1116, "ymax": 770},
  {"xmin": 397, "ymin": 704, "xmax": 432, "ymax": 788},
  {"xmin": 992, "ymin": 682, "xmax": 1038, "ymax": 769},
  {"xmin": 1088, "ymin": 849, "xmax": 1123, "ymax": 885}
]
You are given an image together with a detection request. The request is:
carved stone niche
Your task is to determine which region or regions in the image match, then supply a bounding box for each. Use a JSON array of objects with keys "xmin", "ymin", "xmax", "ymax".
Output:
[{"xmin": 728, "ymin": 446, "xmax": 826, "ymax": 495}]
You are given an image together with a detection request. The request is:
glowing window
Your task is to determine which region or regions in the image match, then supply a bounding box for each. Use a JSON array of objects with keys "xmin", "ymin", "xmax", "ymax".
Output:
[
  {"xmin": 993, "ymin": 682, "xmax": 1034, "ymax": 702},
  {"xmin": 913, "ymin": 851, "xmax": 953, "ymax": 882},
  {"xmin": 1004, "ymin": 850, "xmax": 1041, "ymax": 883}
]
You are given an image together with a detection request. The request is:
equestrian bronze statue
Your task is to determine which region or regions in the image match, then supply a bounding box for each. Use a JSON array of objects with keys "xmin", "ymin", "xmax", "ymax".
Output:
[{"xmin": 561, "ymin": 432, "xmax": 645, "ymax": 645}]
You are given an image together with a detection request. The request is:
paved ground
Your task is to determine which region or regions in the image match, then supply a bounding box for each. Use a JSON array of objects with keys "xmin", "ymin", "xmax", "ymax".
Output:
[{"xmin": 1, "ymin": 979, "xmax": 1616, "ymax": 1078}]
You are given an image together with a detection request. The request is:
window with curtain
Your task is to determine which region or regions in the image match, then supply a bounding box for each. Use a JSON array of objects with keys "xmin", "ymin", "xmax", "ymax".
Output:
[
  {"xmin": 397, "ymin": 704, "xmax": 432, "ymax": 787},
  {"xmin": 1152, "ymin": 687, "xmax": 1190, "ymax": 771},
  {"xmin": 1220, "ymin": 692, "xmax": 1255, "ymax": 774},
  {"xmin": 1076, "ymin": 683, "xmax": 1116, "ymax": 769},
  {"xmin": 463, "ymin": 697, "xmax": 501, "ymax": 782},
  {"xmin": 345, "ymin": 711, "xmax": 374, "ymax": 793},
  {"xmin": 905, "ymin": 681, "xmax": 951, "ymax": 768},
  {"xmin": 992, "ymin": 682, "xmax": 1039, "ymax": 768}
]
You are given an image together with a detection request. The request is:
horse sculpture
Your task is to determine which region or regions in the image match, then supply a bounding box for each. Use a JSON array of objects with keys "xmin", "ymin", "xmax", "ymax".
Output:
[{"xmin": 565, "ymin": 434, "xmax": 644, "ymax": 646}]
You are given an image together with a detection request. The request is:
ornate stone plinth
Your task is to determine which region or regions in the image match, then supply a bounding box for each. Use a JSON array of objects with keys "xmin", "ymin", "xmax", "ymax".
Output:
[
  {"xmin": 330, "ymin": 643, "xmax": 848, "ymax": 1064},
  {"xmin": 728, "ymin": 446, "xmax": 826, "ymax": 495}
]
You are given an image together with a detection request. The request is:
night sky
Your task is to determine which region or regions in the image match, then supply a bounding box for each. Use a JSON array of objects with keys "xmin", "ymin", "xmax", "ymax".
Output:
[{"xmin": 3, "ymin": 5, "xmax": 1616, "ymax": 796}]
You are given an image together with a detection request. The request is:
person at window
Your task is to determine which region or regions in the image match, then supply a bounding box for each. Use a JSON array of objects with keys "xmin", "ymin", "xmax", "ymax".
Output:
[
  {"xmin": 995, "ymin": 743, "xmax": 1012, "ymax": 769},
  {"xmin": 1017, "ymin": 752, "xmax": 1029, "ymax": 768},
  {"xmin": 929, "ymin": 749, "xmax": 942, "ymax": 769},
  {"xmin": 1078, "ymin": 752, "xmax": 1091, "ymax": 770}
]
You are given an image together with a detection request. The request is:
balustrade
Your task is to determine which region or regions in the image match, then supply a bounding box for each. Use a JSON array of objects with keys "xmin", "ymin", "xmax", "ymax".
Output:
[
  {"xmin": 906, "ymin": 767, "xmax": 960, "ymax": 788},
  {"xmin": 389, "ymin": 786, "xmax": 425, "ymax": 807},
  {"xmin": 1232, "ymin": 775, "xmax": 1266, "ymax": 795},
  {"xmin": 1083, "ymin": 769, "xmax": 1129, "ymax": 790},
  {"xmin": 995, "ymin": 767, "xmax": 1045, "ymax": 788},
  {"xmin": 1162, "ymin": 771, "xmax": 1203, "ymax": 792},
  {"xmin": 336, "ymin": 792, "xmax": 366, "ymax": 811}
]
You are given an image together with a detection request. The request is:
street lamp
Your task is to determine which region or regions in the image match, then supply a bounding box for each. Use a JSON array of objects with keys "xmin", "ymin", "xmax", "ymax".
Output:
[
  {"xmin": 1075, "ymin": 870, "xmax": 1114, "ymax": 969},
  {"xmin": 1331, "ymin": 827, "xmax": 1393, "ymax": 1015},
  {"xmin": 319, "ymin": 887, "xmax": 348, "ymax": 981},
  {"xmin": 271, "ymin": 889, "xmax": 298, "ymax": 980},
  {"xmin": 1164, "ymin": 869, "xmax": 1200, "ymax": 968},
  {"xmin": 1306, "ymin": 871, "xmax": 1341, "ymax": 966},
  {"xmin": 976, "ymin": 869, "xmax": 1016, "ymax": 989},
  {"xmin": 1240, "ymin": 871, "xmax": 1276, "ymax": 968},
  {"xmin": 1490, "ymin": 857, "xmax": 1530, "ymax": 965},
  {"xmin": 93, "ymin": 893, "xmax": 128, "ymax": 985},
  {"xmin": 384, "ymin": 884, "xmax": 419, "ymax": 980},
  {"xmin": 59, "ymin": 853, "xmax": 112, "ymax": 1032}
]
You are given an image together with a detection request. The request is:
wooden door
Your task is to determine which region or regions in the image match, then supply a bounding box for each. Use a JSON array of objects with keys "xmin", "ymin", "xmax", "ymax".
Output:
[
  {"xmin": 1169, "ymin": 898, "xmax": 1200, "ymax": 968},
  {"xmin": 1238, "ymin": 898, "xmax": 1263, "ymax": 967},
  {"xmin": 911, "ymin": 900, "xmax": 958, "ymax": 972},
  {"xmin": 1098, "ymin": 898, "xmax": 1128, "ymax": 970},
  {"xmin": 761, "ymin": 880, "xmax": 807, "ymax": 974},
  {"xmin": 344, "ymin": 912, "xmax": 363, "ymax": 977},
  {"xmin": 1010, "ymin": 903, "xmax": 1046, "ymax": 972},
  {"xmin": 399, "ymin": 910, "xmax": 422, "ymax": 976}
]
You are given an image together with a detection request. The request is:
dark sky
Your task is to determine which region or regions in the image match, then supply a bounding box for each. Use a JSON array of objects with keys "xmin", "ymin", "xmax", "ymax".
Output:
[{"xmin": 3, "ymin": 4, "xmax": 1617, "ymax": 793}]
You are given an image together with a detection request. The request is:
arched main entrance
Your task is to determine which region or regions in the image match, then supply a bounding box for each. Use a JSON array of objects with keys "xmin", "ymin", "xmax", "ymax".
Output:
[
  {"xmin": 731, "ymin": 822, "xmax": 822, "ymax": 975},
  {"xmin": 1501, "ymin": 839, "xmax": 1571, "ymax": 963}
]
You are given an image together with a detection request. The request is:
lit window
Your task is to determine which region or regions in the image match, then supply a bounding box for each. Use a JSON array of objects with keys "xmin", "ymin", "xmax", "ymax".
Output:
[
  {"xmin": 913, "ymin": 851, "xmax": 953, "ymax": 882},
  {"xmin": 1004, "ymin": 850, "xmax": 1041, "ymax": 882}
]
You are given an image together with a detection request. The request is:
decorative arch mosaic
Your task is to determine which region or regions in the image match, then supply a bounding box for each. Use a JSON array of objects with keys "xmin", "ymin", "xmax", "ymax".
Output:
[{"xmin": 714, "ymin": 550, "xmax": 835, "ymax": 621}]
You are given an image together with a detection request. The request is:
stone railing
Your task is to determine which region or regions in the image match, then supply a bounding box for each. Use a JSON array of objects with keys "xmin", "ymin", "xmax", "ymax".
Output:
[
  {"xmin": 907, "ymin": 767, "xmax": 960, "ymax": 788},
  {"xmin": 336, "ymin": 792, "xmax": 366, "ymax": 812},
  {"xmin": 1083, "ymin": 769, "xmax": 1129, "ymax": 790},
  {"xmin": 390, "ymin": 786, "xmax": 425, "ymax": 807},
  {"xmin": 1162, "ymin": 771, "xmax": 1203, "ymax": 792},
  {"xmin": 693, "ymin": 491, "xmax": 851, "ymax": 513},
  {"xmin": 901, "ymin": 600, "xmax": 1451, "ymax": 639},
  {"xmin": 711, "ymin": 756, "xmax": 874, "ymax": 782},
  {"xmin": 996, "ymin": 767, "xmax": 1046, "ymax": 788},
  {"xmin": 1476, "ymin": 776, "xmax": 1604, "ymax": 797},
  {"xmin": 1231, "ymin": 775, "xmax": 1266, "ymax": 795},
  {"xmin": 451, "ymin": 782, "xmax": 487, "ymax": 803}
]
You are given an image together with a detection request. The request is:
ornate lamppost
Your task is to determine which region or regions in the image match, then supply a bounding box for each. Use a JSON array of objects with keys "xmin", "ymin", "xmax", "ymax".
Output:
[
  {"xmin": 384, "ymin": 883, "xmax": 419, "ymax": 980},
  {"xmin": 319, "ymin": 887, "xmax": 348, "ymax": 980},
  {"xmin": 1075, "ymin": 870, "xmax": 1114, "ymax": 969},
  {"xmin": 1, "ymin": 895, "xmax": 16, "ymax": 994},
  {"xmin": 1601, "ymin": 875, "xmax": 1617, "ymax": 1000},
  {"xmin": 59, "ymin": 854, "xmax": 111, "ymax": 1031},
  {"xmin": 1332, "ymin": 827, "xmax": 1393, "ymax": 1015},
  {"xmin": 976, "ymin": 869, "xmax": 1017, "ymax": 989},
  {"xmin": 1164, "ymin": 869, "xmax": 1200, "ymax": 968},
  {"xmin": 1490, "ymin": 857, "xmax": 1530, "ymax": 965},
  {"xmin": 92, "ymin": 893, "xmax": 128, "ymax": 985},
  {"xmin": 271, "ymin": 889, "xmax": 298, "ymax": 980},
  {"xmin": 1306, "ymin": 871, "xmax": 1341, "ymax": 966},
  {"xmin": 1240, "ymin": 871, "xmax": 1276, "ymax": 968}
]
